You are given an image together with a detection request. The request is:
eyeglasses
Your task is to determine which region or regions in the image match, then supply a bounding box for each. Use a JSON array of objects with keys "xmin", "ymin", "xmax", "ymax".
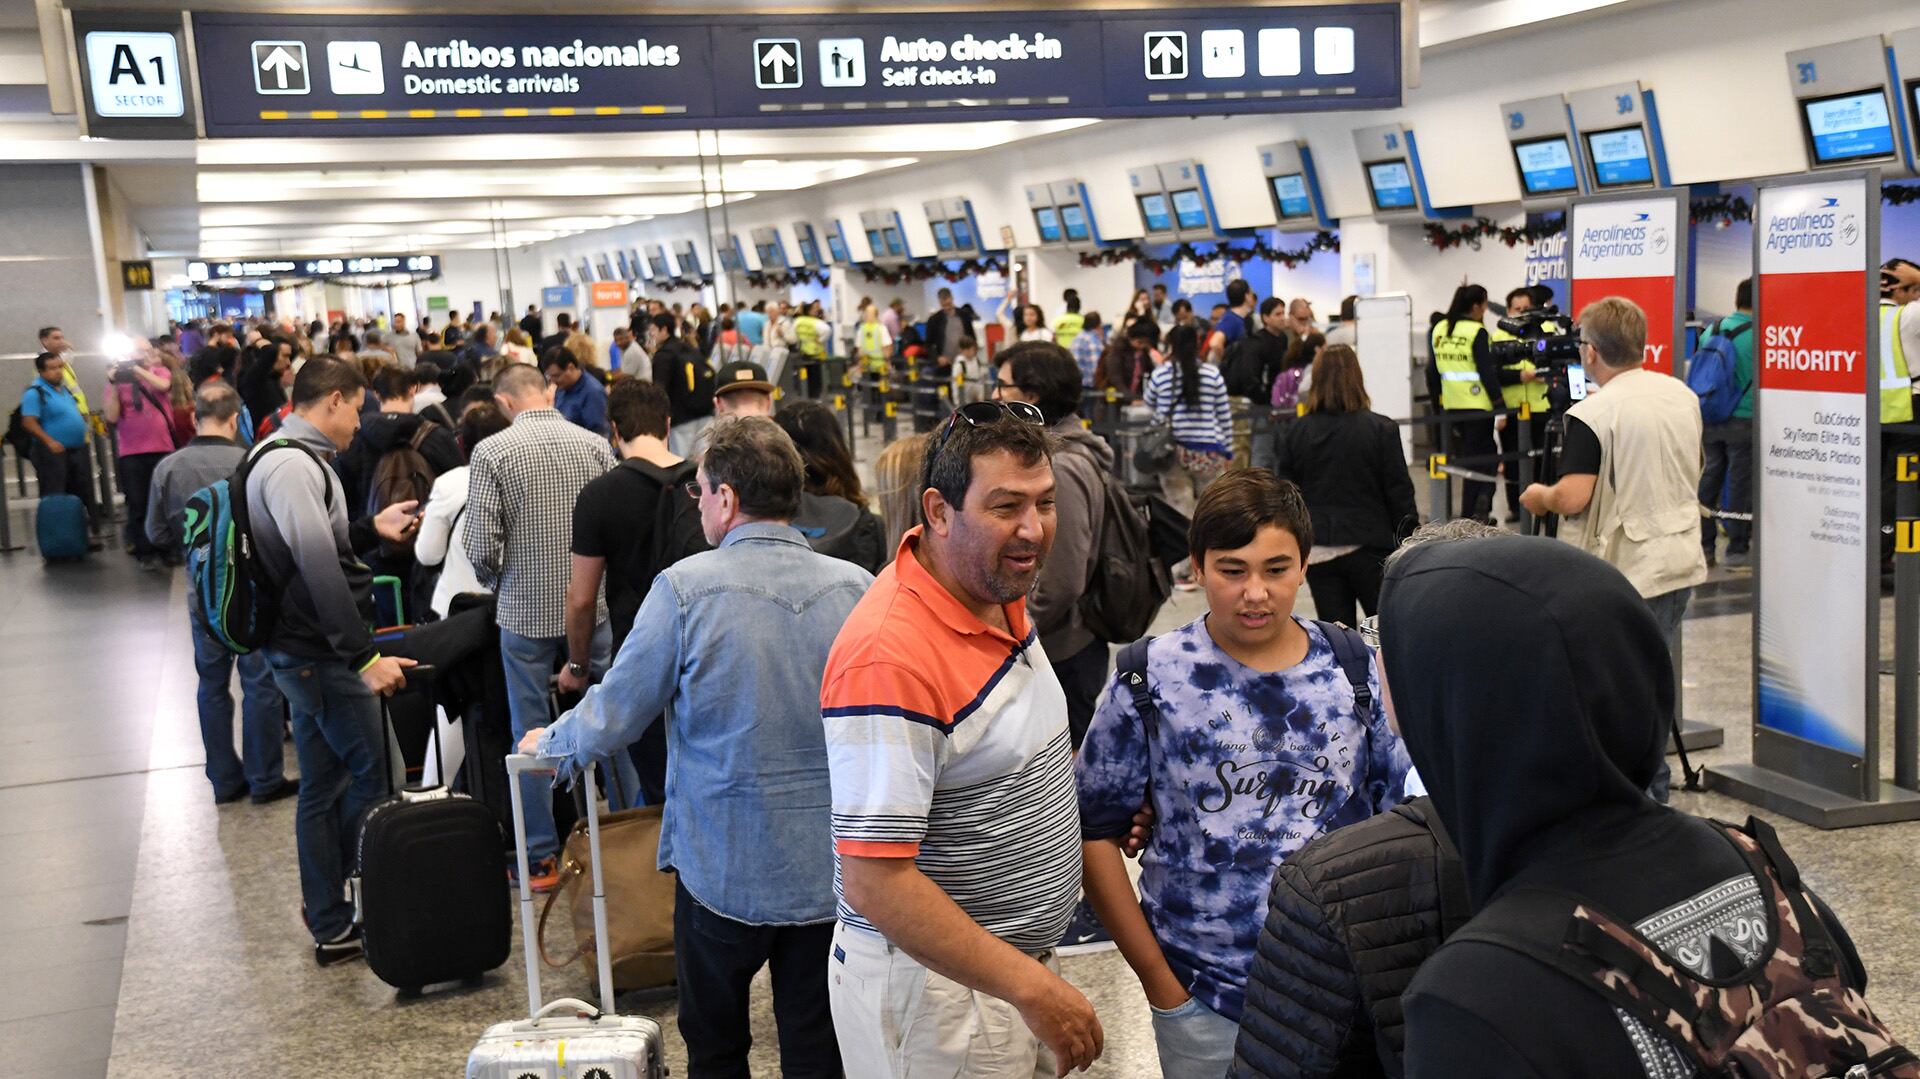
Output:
[
  {"xmin": 682, "ymin": 481, "xmax": 704, "ymax": 500},
  {"xmin": 932, "ymin": 399, "xmax": 1046, "ymax": 462}
]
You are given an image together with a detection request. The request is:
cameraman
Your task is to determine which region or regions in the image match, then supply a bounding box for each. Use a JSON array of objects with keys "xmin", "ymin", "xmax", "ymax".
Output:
[
  {"xmin": 1520, "ymin": 296, "xmax": 1707, "ymax": 649},
  {"xmin": 1491, "ymin": 286, "xmax": 1553, "ymax": 521}
]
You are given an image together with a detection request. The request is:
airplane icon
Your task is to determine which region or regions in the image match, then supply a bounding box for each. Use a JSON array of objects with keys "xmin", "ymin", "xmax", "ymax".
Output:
[{"xmin": 326, "ymin": 40, "xmax": 385, "ymax": 95}]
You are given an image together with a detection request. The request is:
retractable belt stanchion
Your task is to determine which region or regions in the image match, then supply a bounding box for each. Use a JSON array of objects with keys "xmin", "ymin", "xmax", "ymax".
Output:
[
  {"xmin": 1897, "ymin": 452, "xmax": 1920, "ymax": 793},
  {"xmin": 92, "ymin": 419, "xmax": 117, "ymax": 541},
  {"xmin": 1427, "ymin": 417, "xmax": 1454, "ymax": 521},
  {"xmin": 1516, "ymin": 402, "xmax": 1537, "ymax": 534},
  {"xmin": 0, "ymin": 450, "xmax": 16, "ymax": 553}
]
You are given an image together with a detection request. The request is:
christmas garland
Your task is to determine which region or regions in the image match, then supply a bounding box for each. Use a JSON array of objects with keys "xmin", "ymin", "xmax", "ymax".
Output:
[
  {"xmin": 1426, "ymin": 183, "xmax": 1920, "ymax": 250},
  {"xmin": 1077, "ymin": 232, "xmax": 1339, "ymax": 273},
  {"xmin": 857, "ymin": 257, "xmax": 1007, "ymax": 285},
  {"xmin": 745, "ymin": 268, "xmax": 831, "ymax": 289}
]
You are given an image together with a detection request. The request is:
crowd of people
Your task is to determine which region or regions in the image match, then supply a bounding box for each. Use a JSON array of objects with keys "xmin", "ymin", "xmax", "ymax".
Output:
[{"xmin": 9, "ymin": 271, "xmax": 1910, "ymax": 1079}]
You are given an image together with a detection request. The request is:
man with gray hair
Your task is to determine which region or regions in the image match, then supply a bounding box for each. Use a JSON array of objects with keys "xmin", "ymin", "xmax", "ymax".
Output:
[
  {"xmin": 147, "ymin": 380, "xmax": 293, "ymax": 806},
  {"xmin": 521, "ymin": 416, "xmax": 871, "ymax": 1077}
]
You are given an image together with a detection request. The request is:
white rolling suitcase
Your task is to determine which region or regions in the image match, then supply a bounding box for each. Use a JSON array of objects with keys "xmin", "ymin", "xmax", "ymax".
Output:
[{"xmin": 466, "ymin": 754, "xmax": 665, "ymax": 1079}]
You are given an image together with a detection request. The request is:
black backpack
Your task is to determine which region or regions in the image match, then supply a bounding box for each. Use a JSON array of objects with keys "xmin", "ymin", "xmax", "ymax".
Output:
[
  {"xmin": 793, "ymin": 491, "xmax": 886, "ymax": 573},
  {"xmin": 1078, "ymin": 462, "xmax": 1172, "ymax": 644},
  {"xmin": 621, "ymin": 458, "xmax": 711, "ymax": 587},
  {"xmin": 666, "ymin": 342, "xmax": 718, "ymax": 419},
  {"xmin": 6, "ymin": 383, "xmax": 49, "ymax": 457},
  {"xmin": 1223, "ymin": 332, "xmax": 1274, "ymax": 400}
]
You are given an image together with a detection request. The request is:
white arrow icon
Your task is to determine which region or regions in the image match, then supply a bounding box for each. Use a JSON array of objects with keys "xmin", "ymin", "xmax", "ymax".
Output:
[
  {"xmin": 764, "ymin": 44, "xmax": 794, "ymax": 79},
  {"xmin": 754, "ymin": 38, "xmax": 802, "ymax": 88},
  {"xmin": 1145, "ymin": 32, "xmax": 1187, "ymax": 79},
  {"xmin": 261, "ymin": 46, "xmax": 301, "ymax": 88}
]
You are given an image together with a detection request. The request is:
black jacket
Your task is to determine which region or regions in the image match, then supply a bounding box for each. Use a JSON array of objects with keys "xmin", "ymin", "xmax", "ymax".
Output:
[
  {"xmin": 335, "ymin": 411, "xmax": 464, "ymax": 515},
  {"xmin": 651, "ymin": 337, "xmax": 713, "ymax": 424},
  {"xmin": 1231, "ymin": 799, "xmax": 1469, "ymax": 1079},
  {"xmin": 1272, "ymin": 411, "xmax": 1417, "ymax": 551},
  {"xmin": 923, "ymin": 307, "xmax": 976, "ymax": 358}
]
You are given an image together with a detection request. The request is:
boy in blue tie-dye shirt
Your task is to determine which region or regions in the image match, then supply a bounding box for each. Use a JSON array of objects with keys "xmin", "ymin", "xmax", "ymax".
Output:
[{"xmin": 1075, "ymin": 471, "xmax": 1412, "ymax": 1079}]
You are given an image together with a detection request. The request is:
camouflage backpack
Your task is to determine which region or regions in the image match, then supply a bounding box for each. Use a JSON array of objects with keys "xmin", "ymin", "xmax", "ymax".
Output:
[{"xmin": 1453, "ymin": 815, "xmax": 1916, "ymax": 1079}]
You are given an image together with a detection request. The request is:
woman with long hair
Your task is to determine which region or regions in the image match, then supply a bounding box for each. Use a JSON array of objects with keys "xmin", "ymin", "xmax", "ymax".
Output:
[
  {"xmin": 1123, "ymin": 287, "xmax": 1153, "ymax": 329},
  {"xmin": 873, "ymin": 433, "xmax": 930, "ymax": 562},
  {"xmin": 773, "ymin": 400, "xmax": 866, "ymax": 504},
  {"xmin": 1428, "ymin": 283, "xmax": 1503, "ymax": 521},
  {"xmin": 1017, "ymin": 302, "xmax": 1052, "ymax": 343},
  {"xmin": 1273, "ymin": 343, "xmax": 1419, "ymax": 626},
  {"xmin": 1097, "ymin": 317, "xmax": 1161, "ymax": 402},
  {"xmin": 1143, "ymin": 321, "xmax": 1233, "ymax": 521},
  {"xmin": 1271, "ymin": 330, "xmax": 1326, "ymax": 412}
]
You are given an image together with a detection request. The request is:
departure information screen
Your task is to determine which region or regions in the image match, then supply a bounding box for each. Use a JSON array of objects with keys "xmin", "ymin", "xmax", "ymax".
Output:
[
  {"xmin": 1171, "ymin": 188, "xmax": 1208, "ymax": 230},
  {"xmin": 950, "ymin": 218, "xmax": 974, "ymax": 249},
  {"xmin": 1366, "ymin": 158, "xmax": 1415, "ymax": 209},
  {"xmin": 1061, "ymin": 203, "xmax": 1091, "ymax": 241},
  {"xmin": 1034, "ymin": 206, "xmax": 1063, "ymax": 243},
  {"xmin": 1802, "ymin": 90, "xmax": 1897, "ymax": 164},
  {"xmin": 826, "ymin": 232, "xmax": 849, "ymax": 262},
  {"xmin": 1138, "ymin": 193, "xmax": 1173, "ymax": 232},
  {"xmin": 1271, "ymin": 173, "xmax": 1312, "ymax": 218},
  {"xmin": 1512, "ymin": 135, "xmax": 1578, "ymax": 194},
  {"xmin": 1584, "ymin": 125, "xmax": 1654, "ymax": 187},
  {"xmin": 931, "ymin": 220, "xmax": 955, "ymax": 250}
]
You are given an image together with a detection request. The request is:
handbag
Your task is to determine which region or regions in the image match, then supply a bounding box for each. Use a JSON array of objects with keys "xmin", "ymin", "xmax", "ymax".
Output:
[
  {"xmin": 1133, "ymin": 419, "xmax": 1175, "ymax": 473},
  {"xmin": 537, "ymin": 799, "xmax": 678, "ymax": 991}
]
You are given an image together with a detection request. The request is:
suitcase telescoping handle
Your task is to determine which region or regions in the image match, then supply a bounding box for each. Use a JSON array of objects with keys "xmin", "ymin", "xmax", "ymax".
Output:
[{"xmin": 505, "ymin": 753, "xmax": 616, "ymax": 1022}]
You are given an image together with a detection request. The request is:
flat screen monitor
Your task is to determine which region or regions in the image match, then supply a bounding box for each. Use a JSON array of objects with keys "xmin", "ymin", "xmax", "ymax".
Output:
[
  {"xmin": 1061, "ymin": 204, "xmax": 1091, "ymax": 241},
  {"xmin": 1365, "ymin": 159, "xmax": 1416, "ymax": 211},
  {"xmin": 931, "ymin": 220, "xmax": 955, "ymax": 251},
  {"xmin": 883, "ymin": 226, "xmax": 904, "ymax": 256},
  {"xmin": 865, "ymin": 228, "xmax": 884, "ymax": 256},
  {"xmin": 627, "ymin": 250, "xmax": 643, "ymax": 280},
  {"xmin": 1170, "ymin": 188, "xmax": 1208, "ymax": 230},
  {"xmin": 1583, "ymin": 125, "xmax": 1654, "ymax": 187},
  {"xmin": 615, "ymin": 251, "xmax": 632, "ymax": 280},
  {"xmin": 596, "ymin": 256, "xmax": 614, "ymax": 281},
  {"xmin": 1801, "ymin": 88, "xmax": 1898, "ymax": 164},
  {"xmin": 950, "ymin": 218, "xmax": 974, "ymax": 249},
  {"xmin": 577, "ymin": 260, "xmax": 595, "ymax": 284},
  {"xmin": 827, "ymin": 233, "xmax": 849, "ymax": 263},
  {"xmin": 1138, "ymin": 192, "xmax": 1173, "ymax": 233},
  {"xmin": 797, "ymin": 237, "xmax": 819, "ymax": 265},
  {"xmin": 555, "ymin": 263, "xmax": 571, "ymax": 286},
  {"xmin": 1269, "ymin": 173, "xmax": 1313, "ymax": 220},
  {"xmin": 648, "ymin": 255, "xmax": 670, "ymax": 278},
  {"xmin": 1511, "ymin": 136, "xmax": 1580, "ymax": 195},
  {"xmin": 1033, "ymin": 206, "xmax": 1063, "ymax": 243}
]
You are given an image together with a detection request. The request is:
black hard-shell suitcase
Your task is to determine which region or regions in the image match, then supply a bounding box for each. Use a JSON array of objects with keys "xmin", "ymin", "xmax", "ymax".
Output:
[{"xmin": 357, "ymin": 667, "xmax": 511, "ymax": 993}]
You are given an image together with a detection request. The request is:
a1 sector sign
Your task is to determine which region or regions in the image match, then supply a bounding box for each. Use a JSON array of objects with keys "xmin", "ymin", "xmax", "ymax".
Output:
[
  {"xmin": 1754, "ymin": 173, "xmax": 1875, "ymax": 765},
  {"xmin": 1568, "ymin": 190, "xmax": 1685, "ymax": 375}
]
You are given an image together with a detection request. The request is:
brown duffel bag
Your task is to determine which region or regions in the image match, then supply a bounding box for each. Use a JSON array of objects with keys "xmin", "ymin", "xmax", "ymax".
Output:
[{"xmin": 537, "ymin": 802, "xmax": 677, "ymax": 991}]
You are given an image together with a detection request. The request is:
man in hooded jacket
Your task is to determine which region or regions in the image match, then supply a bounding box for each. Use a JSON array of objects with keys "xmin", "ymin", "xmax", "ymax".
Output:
[{"xmin": 1387, "ymin": 535, "xmax": 1866, "ymax": 1079}]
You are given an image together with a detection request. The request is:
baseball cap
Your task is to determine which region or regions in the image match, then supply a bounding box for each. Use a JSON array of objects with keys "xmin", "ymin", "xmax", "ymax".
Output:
[{"xmin": 716, "ymin": 360, "xmax": 775, "ymax": 397}]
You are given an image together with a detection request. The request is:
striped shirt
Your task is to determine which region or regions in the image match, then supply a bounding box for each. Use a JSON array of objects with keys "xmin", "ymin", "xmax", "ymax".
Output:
[
  {"xmin": 821, "ymin": 527, "xmax": 1081, "ymax": 952},
  {"xmin": 1144, "ymin": 358, "xmax": 1233, "ymax": 453},
  {"xmin": 461, "ymin": 408, "xmax": 615, "ymax": 638}
]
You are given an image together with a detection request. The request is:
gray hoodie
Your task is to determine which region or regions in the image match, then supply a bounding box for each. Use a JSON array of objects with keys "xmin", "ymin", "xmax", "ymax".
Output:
[
  {"xmin": 1031, "ymin": 416, "xmax": 1116, "ymax": 661},
  {"xmin": 245, "ymin": 413, "xmax": 378, "ymax": 669}
]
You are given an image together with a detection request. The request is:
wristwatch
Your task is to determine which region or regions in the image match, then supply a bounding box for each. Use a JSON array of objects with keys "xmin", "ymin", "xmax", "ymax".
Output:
[{"xmin": 565, "ymin": 661, "xmax": 588, "ymax": 678}]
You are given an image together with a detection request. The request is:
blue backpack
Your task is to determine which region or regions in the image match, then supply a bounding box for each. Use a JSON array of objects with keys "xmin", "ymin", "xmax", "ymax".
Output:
[
  {"xmin": 1685, "ymin": 320, "xmax": 1753, "ymax": 425},
  {"xmin": 182, "ymin": 438, "xmax": 329, "ymax": 654}
]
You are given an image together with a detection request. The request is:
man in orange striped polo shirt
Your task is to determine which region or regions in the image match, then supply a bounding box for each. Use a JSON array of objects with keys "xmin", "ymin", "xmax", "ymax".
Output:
[{"xmin": 822, "ymin": 401, "xmax": 1105, "ymax": 1077}]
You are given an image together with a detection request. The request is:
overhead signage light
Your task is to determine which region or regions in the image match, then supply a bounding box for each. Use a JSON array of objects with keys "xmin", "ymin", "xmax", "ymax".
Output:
[
  {"xmin": 185, "ymin": 253, "xmax": 439, "ymax": 281},
  {"xmin": 188, "ymin": 6, "xmax": 1402, "ymax": 138}
]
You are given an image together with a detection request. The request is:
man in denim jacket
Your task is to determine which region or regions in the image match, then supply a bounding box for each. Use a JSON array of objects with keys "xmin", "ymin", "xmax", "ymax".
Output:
[{"xmin": 522, "ymin": 415, "xmax": 872, "ymax": 1078}]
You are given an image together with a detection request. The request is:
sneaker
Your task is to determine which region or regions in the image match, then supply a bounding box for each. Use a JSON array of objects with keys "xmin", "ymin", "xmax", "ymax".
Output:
[
  {"xmin": 249, "ymin": 777, "xmax": 299, "ymax": 805},
  {"xmin": 1722, "ymin": 547, "xmax": 1750, "ymax": 568},
  {"xmin": 1055, "ymin": 899, "xmax": 1116, "ymax": 956},
  {"xmin": 508, "ymin": 855, "xmax": 561, "ymax": 894},
  {"xmin": 314, "ymin": 924, "xmax": 364, "ymax": 967}
]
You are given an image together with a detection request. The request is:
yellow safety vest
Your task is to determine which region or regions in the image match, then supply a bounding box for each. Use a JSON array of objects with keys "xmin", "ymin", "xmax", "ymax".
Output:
[
  {"xmin": 1490, "ymin": 326, "xmax": 1551, "ymax": 413},
  {"xmin": 1882, "ymin": 301, "xmax": 1913, "ymax": 424},
  {"xmin": 858, "ymin": 321, "xmax": 888, "ymax": 373},
  {"xmin": 1431, "ymin": 320, "xmax": 1491, "ymax": 411},
  {"xmin": 1053, "ymin": 312, "xmax": 1085, "ymax": 349},
  {"xmin": 796, "ymin": 316, "xmax": 827, "ymax": 360}
]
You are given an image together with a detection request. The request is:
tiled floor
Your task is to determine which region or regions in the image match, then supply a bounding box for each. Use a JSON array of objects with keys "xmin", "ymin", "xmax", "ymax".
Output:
[{"xmin": 3, "ymin": 465, "xmax": 1918, "ymax": 1076}]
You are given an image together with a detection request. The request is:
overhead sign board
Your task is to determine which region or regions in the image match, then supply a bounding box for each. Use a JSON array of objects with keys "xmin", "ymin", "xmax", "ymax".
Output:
[
  {"xmin": 590, "ymin": 280, "xmax": 630, "ymax": 307},
  {"xmin": 188, "ymin": 6, "xmax": 1400, "ymax": 137},
  {"xmin": 71, "ymin": 11, "xmax": 198, "ymax": 139},
  {"xmin": 185, "ymin": 253, "xmax": 439, "ymax": 281}
]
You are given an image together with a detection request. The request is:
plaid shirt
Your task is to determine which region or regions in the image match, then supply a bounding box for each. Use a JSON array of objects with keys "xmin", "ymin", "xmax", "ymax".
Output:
[
  {"xmin": 1071, "ymin": 328, "xmax": 1106, "ymax": 387},
  {"xmin": 462, "ymin": 408, "xmax": 616, "ymax": 637}
]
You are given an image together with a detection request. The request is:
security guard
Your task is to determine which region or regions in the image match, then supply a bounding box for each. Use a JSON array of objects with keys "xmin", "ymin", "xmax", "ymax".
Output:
[
  {"xmin": 1428, "ymin": 283, "xmax": 1508, "ymax": 521},
  {"xmin": 1877, "ymin": 259, "xmax": 1920, "ymax": 567},
  {"xmin": 1493, "ymin": 286, "xmax": 1554, "ymax": 519}
]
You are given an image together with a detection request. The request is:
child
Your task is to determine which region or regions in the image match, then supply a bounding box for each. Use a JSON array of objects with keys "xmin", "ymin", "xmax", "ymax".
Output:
[
  {"xmin": 949, "ymin": 335, "xmax": 986, "ymax": 405},
  {"xmin": 1075, "ymin": 470, "xmax": 1413, "ymax": 1079}
]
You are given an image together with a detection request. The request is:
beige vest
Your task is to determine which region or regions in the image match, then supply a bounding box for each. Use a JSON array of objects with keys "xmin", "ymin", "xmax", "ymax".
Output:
[{"xmin": 1560, "ymin": 367, "xmax": 1710, "ymax": 599}]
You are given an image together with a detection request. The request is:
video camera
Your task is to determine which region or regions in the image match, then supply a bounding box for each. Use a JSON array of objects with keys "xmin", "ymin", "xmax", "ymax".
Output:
[{"xmin": 1486, "ymin": 305, "xmax": 1586, "ymax": 412}]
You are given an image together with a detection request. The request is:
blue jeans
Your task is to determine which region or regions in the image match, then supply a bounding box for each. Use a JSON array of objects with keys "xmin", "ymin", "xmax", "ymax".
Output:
[
  {"xmin": 191, "ymin": 600, "xmax": 286, "ymax": 797},
  {"xmin": 499, "ymin": 623, "xmax": 633, "ymax": 862},
  {"xmin": 264, "ymin": 649, "xmax": 386, "ymax": 942},
  {"xmin": 1150, "ymin": 996, "xmax": 1240, "ymax": 1079}
]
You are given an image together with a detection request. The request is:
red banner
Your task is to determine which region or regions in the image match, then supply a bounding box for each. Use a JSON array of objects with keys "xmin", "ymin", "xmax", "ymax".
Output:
[
  {"xmin": 1756, "ymin": 271, "xmax": 1867, "ymax": 395},
  {"xmin": 1569, "ymin": 275, "xmax": 1676, "ymax": 374}
]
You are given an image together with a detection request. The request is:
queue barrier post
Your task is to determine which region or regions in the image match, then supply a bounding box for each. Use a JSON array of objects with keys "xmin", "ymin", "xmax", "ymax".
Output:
[
  {"xmin": 1897, "ymin": 453, "xmax": 1920, "ymax": 792},
  {"xmin": 1428, "ymin": 419, "xmax": 1454, "ymax": 521},
  {"xmin": 0, "ymin": 449, "xmax": 16, "ymax": 553},
  {"xmin": 1516, "ymin": 401, "xmax": 1536, "ymax": 534}
]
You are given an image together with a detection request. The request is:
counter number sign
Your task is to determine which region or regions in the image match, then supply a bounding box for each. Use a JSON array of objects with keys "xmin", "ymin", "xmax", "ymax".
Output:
[
  {"xmin": 1145, "ymin": 32, "xmax": 1187, "ymax": 80},
  {"xmin": 252, "ymin": 40, "xmax": 309, "ymax": 95},
  {"xmin": 754, "ymin": 39, "xmax": 803, "ymax": 89},
  {"xmin": 84, "ymin": 31, "xmax": 184, "ymax": 117}
]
